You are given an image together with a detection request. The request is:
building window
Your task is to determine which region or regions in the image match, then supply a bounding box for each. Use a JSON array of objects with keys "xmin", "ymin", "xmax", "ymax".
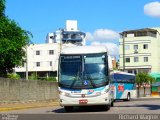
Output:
[
  {"xmin": 134, "ymin": 57, "xmax": 139, "ymax": 62},
  {"xmin": 144, "ymin": 57, "xmax": 148, "ymax": 62},
  {"xmin": 125, "ymin": 57, "xmax": 130, "ymax": 62},
  {"xmin": 36, "ymin": 62, "xmax": 40, "ymax": 67},
  {"xmin": 49, "ymin": 50, "xmax": 54, "ymax": 55},
  {"xmin": 128, "ymin": 70, "xmax": 133, "ymax": 73},
  {"xmin": 143, "ymin": 44, "xmax": 148, "ymax": 49},
  {"xmin": 134, "ymin": 45, "xmax": 138, "ymax": 50},
  {"xmin": 36, "ymin": 50, "xmax": 40, "ymax": 55},
  {"xmin": 125, "ymin": 45, "xmax": 130, "ymax": 50},
  {"xmin": 50, "ymin": 36, "xmax": 53, "ymax": 39},
  {"xmin": 134, "ymin": 70, "xmax": 137, "ymax": 74},
  {"xmin": 50, "ymin": 61, "xmax": 52, "ymax": 66}
]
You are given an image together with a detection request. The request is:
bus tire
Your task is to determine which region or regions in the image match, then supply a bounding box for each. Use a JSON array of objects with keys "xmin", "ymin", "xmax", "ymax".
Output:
[
  {"xmin": 104, "ymin": 105, "xmax": 110, "ymax": 111},
  {"xmin": 64, "ymin": 106, "xmax": 73, "ymax": 112},
  {"xmin": 111, "ymin": 101, "xmax": 114, "ymax": 107},
  {"xmin": 126, "ymin": 93, "xmax": 131, "ymax": 101}
]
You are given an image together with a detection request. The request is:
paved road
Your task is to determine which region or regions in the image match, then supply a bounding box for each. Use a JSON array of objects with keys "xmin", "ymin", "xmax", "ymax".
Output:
[{"xmin": 1, "ymin": 99, "xmax": 160, "ymax": 120}]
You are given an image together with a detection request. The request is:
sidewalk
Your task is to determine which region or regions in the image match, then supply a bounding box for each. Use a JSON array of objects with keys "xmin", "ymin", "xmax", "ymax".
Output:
[
  {"xmin": 0, "ymin": 100, "xmax": 59, "ymax": 112},
  {"xmin": 135, "ymin": 95, "xmax": 160, "ymax": 101},
  {"xmin": 139, "ymin": 96, "xmax": 160, "ymax": 98}
]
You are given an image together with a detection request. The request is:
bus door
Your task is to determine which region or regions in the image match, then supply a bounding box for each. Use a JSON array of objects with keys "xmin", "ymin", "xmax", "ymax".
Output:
[{"xmin": 113, "ymin": 83, "xmax": 125, "ymax": 99}]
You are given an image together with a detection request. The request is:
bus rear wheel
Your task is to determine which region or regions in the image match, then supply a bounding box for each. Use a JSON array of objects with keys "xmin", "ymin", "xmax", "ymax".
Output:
[
  {"xmin": 111, "ymin": 101, "xmax": 114, "ymax": 107},
  {"xmin": 64, "ymin": 106, "xmax": 73, "ymax": 112},
  {"xmin": 126, "ymin": 93, "xmax": 131, "ymax": 101}
]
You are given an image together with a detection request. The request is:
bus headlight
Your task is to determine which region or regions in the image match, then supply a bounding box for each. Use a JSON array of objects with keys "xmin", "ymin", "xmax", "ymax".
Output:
[
  {"xmin": 59, "ymin": 91, "xmax": 64, "ymax": 95},
  {"xmin": 65, "ymin": 93, "xmax": 70, "ymax": 96},
  {"xmin": 59, "ymin": 91, "xmax": 70, "ymax": 96},
  {"xmin": 105, "ymin": 88, "xmax": 110, "ymax": 93}
]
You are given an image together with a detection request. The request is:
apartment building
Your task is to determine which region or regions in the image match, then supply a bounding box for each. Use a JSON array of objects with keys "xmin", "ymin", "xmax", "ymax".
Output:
[
  {"xmin": 15, "ymin": 20, "xmax": 86, "ymax": 78},
  {"xmin": 46, "ymin": 20, "xmax": 86, "ymax": 45},
  {"xmin": 15, "ymin": 43, "xmax": 59, "ymax": 78},
  {"xmin": 119, "ymin": 27, "xmax": 160, "ymax": 74}
]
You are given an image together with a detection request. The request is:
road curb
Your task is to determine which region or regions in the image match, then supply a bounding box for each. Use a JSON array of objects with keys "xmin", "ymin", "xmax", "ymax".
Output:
[
  {"xmin": 132, "ymin": 97, "xmax": 160, "ymax": 101},
  {"xmin": 0, "ymin": 102, "xmax": 59, "ymax": 112}
]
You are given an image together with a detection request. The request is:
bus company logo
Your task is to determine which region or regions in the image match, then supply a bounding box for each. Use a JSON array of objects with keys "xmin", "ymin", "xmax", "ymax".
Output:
[
  {"xmin": 71, "ymin": 91, "xmax": 81, "ymax": 93},
  {"xmin": 81, "ymin": 94, "xmax": 85, "ymax": 98},
  {"xmin": 88, "ymin": 89, "xmax": 94, "ymax": 93},
  {"xmin": 118, "ymin": 84, "xmax": 124, "ymax": 92}
]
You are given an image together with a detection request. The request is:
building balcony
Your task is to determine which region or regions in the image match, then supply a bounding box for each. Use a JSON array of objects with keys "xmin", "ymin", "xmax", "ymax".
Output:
[
  {"xmin": 62, "ymin": 37, "xmax": 83, "ymax": 42},
  {"xmin": 62, "ymin": 31, "xmax": 85, "ymax": 43}
]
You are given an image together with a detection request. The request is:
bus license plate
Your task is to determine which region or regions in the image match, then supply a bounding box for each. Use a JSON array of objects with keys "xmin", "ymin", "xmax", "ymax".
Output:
[{"xmin": 79, "ymin": 99, "xmax": 88, "ymax": 104}]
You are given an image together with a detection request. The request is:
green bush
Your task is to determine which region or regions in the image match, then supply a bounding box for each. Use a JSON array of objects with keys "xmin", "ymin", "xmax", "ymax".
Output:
[
  {"xmin": 28, "ymin": 73, "xmax": 38, "ymax": 80},
  {"xmin": 45, "ymin": 77, "xmax": 57, "ymax": 82},
  {"xmin": 7, "ymin": 73, "xmax": 20, "ymax": 80},
  {"xmin": 28, "ymin": 73, "xmax": 57, "ymax": 81}
]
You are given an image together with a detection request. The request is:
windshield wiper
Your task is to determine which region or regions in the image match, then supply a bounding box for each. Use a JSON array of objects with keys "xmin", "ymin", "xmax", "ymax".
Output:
[
  {"xmin": 85, "ymin": 74, "xmax": 96, "ymax": 88},
  {"xmin": 69, "ymin": 71, "xmax": 81, "ymax": 89}
]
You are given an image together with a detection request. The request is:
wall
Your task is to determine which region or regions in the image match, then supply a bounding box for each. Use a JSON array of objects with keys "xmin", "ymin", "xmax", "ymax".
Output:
[
  {"xmin": 0, "ymin": 78, "xmax": 153, "ymax": 102},
  {"xmin": 137, "ymin": 87, "xmax": 151, "ymax": 97},
  {"xmin": 0, "ymin": 78, "xmax": 59, "ymax": 102}
]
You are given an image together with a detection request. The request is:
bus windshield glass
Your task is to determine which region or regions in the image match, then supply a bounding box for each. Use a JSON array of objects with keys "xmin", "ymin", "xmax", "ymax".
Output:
[{"xmin": 59, "ymin": 53, "xmax": 109, "ymax": 89}]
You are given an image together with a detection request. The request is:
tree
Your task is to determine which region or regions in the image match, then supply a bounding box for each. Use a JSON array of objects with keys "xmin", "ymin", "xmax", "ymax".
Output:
[
  {"xmin": 0, "ymin": 0, "xmax": 32, "ymax": 77},
  {"xmin": 136, "ymin": 72, "xmax": 155, "ymax": 97},
  {"xmin": 0, "ymin": 0, "xmax": 5, "ymax": 17}
]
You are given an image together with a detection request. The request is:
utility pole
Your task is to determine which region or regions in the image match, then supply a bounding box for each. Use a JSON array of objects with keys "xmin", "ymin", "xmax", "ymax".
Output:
[
  {"xmin": 26, "ymin": 46, "xmax": 28, "ymax": 80},
  {"xmin": 56, "ymin": 29, "xmax": 63, "ymax": 80},
  {"xmin": 60, "ymin": 29, "xmax": 63, "ymax": 53},
  {"xmin": 122, "ymin": 32, "xmax": 125, "ymax": 72}
]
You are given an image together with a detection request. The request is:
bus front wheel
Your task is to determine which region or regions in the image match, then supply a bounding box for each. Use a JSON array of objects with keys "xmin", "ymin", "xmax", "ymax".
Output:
[
  {"xmin": 103, "ymin": 105, "xmax": 110, "ymax": 111},
  {"xmin": 64, "ymin": 106, "xmax": 73, "ymax": 112}
]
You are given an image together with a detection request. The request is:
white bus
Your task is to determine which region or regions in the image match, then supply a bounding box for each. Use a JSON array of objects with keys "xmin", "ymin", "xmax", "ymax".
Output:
[{"xmin": 58, "ymin": 46, "xmax": 114, "ymax": 112}]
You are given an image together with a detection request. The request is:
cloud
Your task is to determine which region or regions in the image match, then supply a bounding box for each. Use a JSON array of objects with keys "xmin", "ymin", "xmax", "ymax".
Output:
[
  {"xmin": 86, "ymin": 29, "xmax": 119, "ymax": 41},
  {"xmin": 86, "ymin": 32, "xmax": 94, "ymax": 41},
  {"xmin": 86, "ymin": 29, "xmax": 119, "ymax": 56},
  {"xmin": 144, "ymin": 1, "xmax": 160, "ymax": 18},
  {"xmin": 91, "ymin": 42, "xmax": 119, "ymax": 56}
]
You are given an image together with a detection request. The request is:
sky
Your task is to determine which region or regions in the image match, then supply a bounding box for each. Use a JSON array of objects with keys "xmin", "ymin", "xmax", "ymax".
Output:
[{"xmin": 5, "ymin": 0, "xmax": 160, "ymax": 56}]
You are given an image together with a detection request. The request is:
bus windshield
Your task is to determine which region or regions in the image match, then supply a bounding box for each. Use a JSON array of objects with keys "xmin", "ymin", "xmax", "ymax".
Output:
[
  {"xmin": 111, "ymin": 73, "xmax": 135, "ymax": 83},
  {"xmin": 59, "ymin": 53, "xmax": 109, "ymax": 89}
]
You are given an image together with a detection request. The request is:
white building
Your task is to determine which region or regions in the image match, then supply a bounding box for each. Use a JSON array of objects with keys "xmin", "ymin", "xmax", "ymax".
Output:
[
  {"xmin": 15, "ymin": 44, "xmax": 59, "ymax": 78},
  {"xmin": 119, "ymin": 27, "xmax": 160, "ymax": 74},
  {"xmin": 15, "ymin": 20, "xmax": 86, "ymax": 78},
  {"xmin": 46, "ymin": 20, "xmax": 86, "ymax": 45}
]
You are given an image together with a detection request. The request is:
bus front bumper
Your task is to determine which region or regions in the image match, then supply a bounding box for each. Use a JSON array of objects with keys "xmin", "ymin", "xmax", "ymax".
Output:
[{"xmin": 59, "ymin": 93, "xmax": 111, "ymax": 107}]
